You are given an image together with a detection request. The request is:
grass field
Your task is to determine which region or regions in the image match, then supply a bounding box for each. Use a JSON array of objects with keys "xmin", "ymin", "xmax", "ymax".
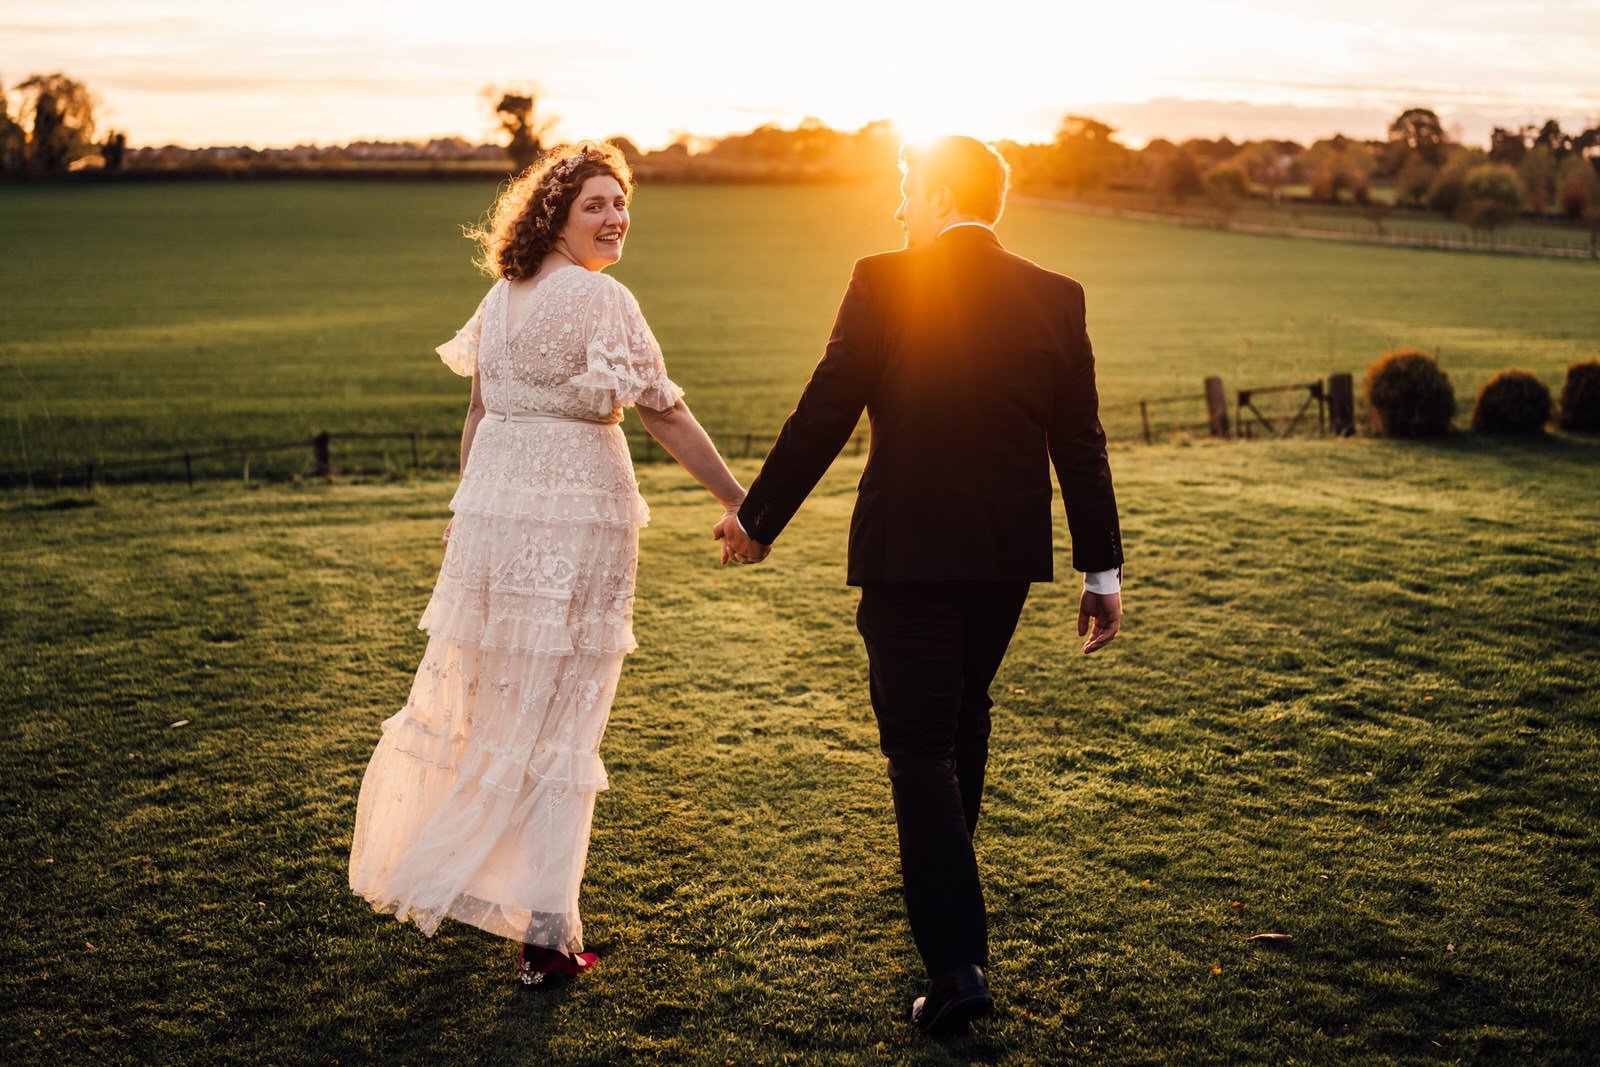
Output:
[
  {"xmin": 2, "ymin": 181, "xmax": 1597, "ymax": 479},
  {"xmin": 3, "ymin": 435, "xmax": 1599, "ymax": 1065},
  {"xmin": 3, "ymin": 180, "xmax": 1599, "ymax": 1064}
]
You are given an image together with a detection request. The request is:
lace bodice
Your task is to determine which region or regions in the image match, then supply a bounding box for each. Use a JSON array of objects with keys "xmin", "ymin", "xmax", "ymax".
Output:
[{"xmin": 435, "ymin": 266, "xmax": 683, "ymax": 423}]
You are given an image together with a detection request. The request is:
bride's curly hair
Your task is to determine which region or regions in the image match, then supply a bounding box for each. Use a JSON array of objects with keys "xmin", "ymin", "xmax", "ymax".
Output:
[{"xmin": 469, "ymin": 140, "xmax": 635, "ymax": 280}]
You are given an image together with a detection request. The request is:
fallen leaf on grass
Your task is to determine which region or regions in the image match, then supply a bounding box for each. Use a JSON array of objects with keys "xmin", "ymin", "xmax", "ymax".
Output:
[
  {"xmin": 1210, "ymin": 966, "xmax": 1222, "ymax": 975},
  {"xmin": 169, "ymin": 719, "xmax": 190, "ymax": 728},
  {"xmin": 1247, "ymin": 933, "xmax": 1294, "ymax": 945},
  {"xmin": 84, "ymin": 941, "xmax": 95, "ymax": 951}
]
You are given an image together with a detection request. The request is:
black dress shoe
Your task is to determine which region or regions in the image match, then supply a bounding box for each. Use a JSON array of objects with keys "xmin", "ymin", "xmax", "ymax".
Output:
[{"xmin": 909, "ymin": 964, "xmax": 994, "ymax": 1035}]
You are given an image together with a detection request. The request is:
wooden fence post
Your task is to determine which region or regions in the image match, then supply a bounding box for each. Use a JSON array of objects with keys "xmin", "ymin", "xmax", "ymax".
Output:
[
  {"xmin": 184, "ymin": 451, "xmax": 194, "ymax": 489},
  {"xmin": 1139, "ymin": 400, "xmax": 1152, "ymax": 445},
  {"xmin": 1327, "ymin": 373, "xmax": 1355, "ymax": 436},
  {"xmin": 1204, "ymin": 376, "xmax": 1230, "ymax": 438},
  {"xmin": 313, "ymin": 431, "xmax": 331, "ymax": 477}
]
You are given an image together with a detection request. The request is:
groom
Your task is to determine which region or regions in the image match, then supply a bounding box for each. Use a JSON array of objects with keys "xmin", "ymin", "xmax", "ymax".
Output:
[{"xmin": 716, "ymin": 135, "xmax": 1124, "ymax": 1034}]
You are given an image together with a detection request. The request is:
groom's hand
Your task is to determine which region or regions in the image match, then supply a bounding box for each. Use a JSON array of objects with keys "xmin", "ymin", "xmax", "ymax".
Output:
[
  {"xmin": 713, "ymin": 513, "xmax": 771, "ymax": 566},
  {"xmin": 1078, "ymin": 590, "xmax": 1122, "ymax": 654}
]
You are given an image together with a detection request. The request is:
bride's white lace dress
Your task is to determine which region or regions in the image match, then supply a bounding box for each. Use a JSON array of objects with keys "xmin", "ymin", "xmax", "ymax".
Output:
[{"xmin": 349, "ymin": 265, "xmax": 681, "ymax": 950}]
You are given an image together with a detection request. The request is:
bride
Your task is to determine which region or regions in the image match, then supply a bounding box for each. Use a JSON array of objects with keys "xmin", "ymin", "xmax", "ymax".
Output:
[{"xmin": 349, "ymin": 140, "xmax": 747, "ymax": 986}]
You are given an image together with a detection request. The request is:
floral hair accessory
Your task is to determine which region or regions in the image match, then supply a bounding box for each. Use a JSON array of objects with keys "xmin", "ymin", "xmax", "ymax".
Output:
[{"xmin": 549, "ymin": 145, "xmax": 599, "ymax": 182}]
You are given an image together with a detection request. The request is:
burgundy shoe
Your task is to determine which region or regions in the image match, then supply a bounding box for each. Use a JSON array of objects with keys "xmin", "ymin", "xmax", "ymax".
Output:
[{"xmin": 517, "ymin": 943, "xmax": 599, "ymax": 987}]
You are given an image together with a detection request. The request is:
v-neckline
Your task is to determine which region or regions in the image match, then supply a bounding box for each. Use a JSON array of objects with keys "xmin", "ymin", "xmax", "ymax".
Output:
[{"xmin": 501, "ymin": 264, "xmax": 587, "ymax": 344}]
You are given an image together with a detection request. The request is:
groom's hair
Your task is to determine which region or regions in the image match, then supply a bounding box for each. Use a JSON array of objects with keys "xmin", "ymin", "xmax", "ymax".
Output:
[{"xmin": 898, "ymin": 136, "xmax": 1012, "ymax": 224}]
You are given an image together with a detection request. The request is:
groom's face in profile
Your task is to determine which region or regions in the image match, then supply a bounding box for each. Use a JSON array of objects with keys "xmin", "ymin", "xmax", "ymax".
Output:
[{"xmin": 895, "ymin": 168, "xmax": 946, "ymax": 249}]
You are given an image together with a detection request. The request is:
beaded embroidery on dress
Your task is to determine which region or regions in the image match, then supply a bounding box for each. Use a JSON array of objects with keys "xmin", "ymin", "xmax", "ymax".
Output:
[{"xmin": 349, "ymin": 266, "xmax": 681, "ymax": 949}]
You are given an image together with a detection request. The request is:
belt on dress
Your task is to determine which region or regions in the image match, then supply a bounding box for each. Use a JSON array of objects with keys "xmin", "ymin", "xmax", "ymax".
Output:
[{"xmin": 482, "ymin": 408, "xmax": 598, "ymax": 425}]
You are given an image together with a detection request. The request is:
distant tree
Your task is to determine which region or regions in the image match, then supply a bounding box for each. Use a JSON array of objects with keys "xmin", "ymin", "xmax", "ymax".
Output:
[
  {"xmin": 100, "ymin": 129, "xmax": 127, "ymax": 170},
  {"xmin": 1227, "ymin": 140, "xmax": 1301, "ymax": 197},
  {"xmin": 607, "ymin": 136, "xmax": 641, "ymax": 164},
  {"xmin": 1458, "ymin": 163, "xmax": 1524, "ymax": 236},
  {"xmin": 1518, "ymin": 145, "xmax": 1558, "ymax": 215},
  {"xmin": 0, "ymin": 84, "xmax": 25, "ymax": 174},
  {"xmin": 1375, "ymin": 135, "xmax": 1412, "ymax": 178},
  {"xmin": 1489, "ymin": 125, "xmax": 1528, "ymax": 165},
  {"xmin": 847, "ymin": 119, "xmax": 900, "ymax": 175},
  {"xmin": 486, "ymin": 87, "xmax": 555, "ymax": 172},
  {"xmin": 1425, "ymin": 148, "xmax": 1483, "ymax": 216},
  {"xmin": 1160, "ymin": 147, "xmax": 1202, "ymax": 201},
  {"xmin": 1178, "ymin": 136, "xmax": 1238, "ymax": 169},
  {"xmin": 14, "ymin": 73, "xmax": 97, "ymax": 174},
  {"xmin": 1556, "ymin": 154, "xmax": 1600, "ymax": 221},
  {"xmin": 1202, "ymin": 161, "xmax": 1250, "ymax": 203},
  {"xmin": 1532, "ymin": 118, "xmax": 1568, "ymax": 156},
  {"xmin": 1306, "ymin": 135, "xmax": 1376, "ymax": 203},
  {"xmin": 1050, "ymin": 114, "xmax": 1128, "ymax": 192},
  {"xmin": 1395, "ymin": 154, "xmax": 1437, "ymax": 207},
  {"xmin": 1388, "ymin": 107, "xmax": 1446, "ymax": 166}
]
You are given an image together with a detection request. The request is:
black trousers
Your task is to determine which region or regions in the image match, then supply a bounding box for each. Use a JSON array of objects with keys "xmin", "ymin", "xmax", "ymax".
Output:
[{"xmin": 855, "ymin": 580, "xmax": 1031, "ymax": 979}]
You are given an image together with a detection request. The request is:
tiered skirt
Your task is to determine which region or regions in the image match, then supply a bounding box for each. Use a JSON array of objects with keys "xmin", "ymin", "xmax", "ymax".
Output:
[{"xmin": 349, "ymin": 420, "xmax": 645, "ymax": 949}]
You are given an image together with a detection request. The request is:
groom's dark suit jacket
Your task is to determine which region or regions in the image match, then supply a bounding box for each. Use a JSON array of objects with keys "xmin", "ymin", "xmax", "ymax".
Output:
[{"xmin": 738, "ymin": 225, "xmax": 1122, "ymax": 586}]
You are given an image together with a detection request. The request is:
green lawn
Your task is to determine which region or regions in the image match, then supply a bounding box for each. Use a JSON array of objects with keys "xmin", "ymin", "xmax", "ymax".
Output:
[
  {"xmin": 3, "ymin": 434, "xmax": 1598, "ymax": 1065},
  {"xmin": 3, "ymin": 182, "xmax": 1596, "ymax": 479}
]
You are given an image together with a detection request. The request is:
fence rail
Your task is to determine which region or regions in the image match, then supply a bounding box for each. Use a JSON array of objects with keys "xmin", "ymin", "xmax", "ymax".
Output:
[
  {"xmin": 0, "ymin": 373, "xmax": 1354, "ymax": 491},
  {"xmin": 0, "ymin": 426, "xmax": 868, "ymax": 490}
]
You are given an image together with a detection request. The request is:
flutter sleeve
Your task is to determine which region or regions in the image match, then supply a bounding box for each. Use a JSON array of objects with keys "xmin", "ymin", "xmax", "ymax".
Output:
[
  {"xmin": 434, "ymin": 282, "xmax": 498, "ymax": 377},
  {"xmin": 569, "ymin": 276, "xmax": 685, "ymax": 415}
]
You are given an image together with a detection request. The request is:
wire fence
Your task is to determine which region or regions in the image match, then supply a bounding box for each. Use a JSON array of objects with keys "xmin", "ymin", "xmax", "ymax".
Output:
[
  {"xmin": 0, "ymin": 377, "xmax": 1346, "ymax": 492},
  {"xmin": 0, "ymin": 427, "xmax": 867, "ymax": 491}
]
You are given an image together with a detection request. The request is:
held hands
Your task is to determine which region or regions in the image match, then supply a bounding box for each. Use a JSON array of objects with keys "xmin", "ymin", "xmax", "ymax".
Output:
[
  {"xmin": 713, "ymin": 508, "xmax": 771, "ymax": 566},
  {"xmin": 1078, "ymin": 590, "xmax": 1122, "ymax": 654}
]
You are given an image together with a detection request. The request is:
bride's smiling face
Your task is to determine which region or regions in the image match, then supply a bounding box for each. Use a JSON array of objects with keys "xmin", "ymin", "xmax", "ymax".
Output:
[{"xmin": 558, "ymin": 175, "xmax": 630, "ymax": 270}]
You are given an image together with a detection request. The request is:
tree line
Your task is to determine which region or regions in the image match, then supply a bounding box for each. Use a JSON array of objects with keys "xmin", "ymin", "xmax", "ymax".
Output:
[
  {"xmin": 0, "ymin": 73, "xmax": 126, "ymax": 176},
  {"xmin": 7, "ymin": 70, "xmax": 1598, "ymax": 232},
  {"xmin": 998, "ymin": 108, "xmax": 1600, "ymax": 230}
]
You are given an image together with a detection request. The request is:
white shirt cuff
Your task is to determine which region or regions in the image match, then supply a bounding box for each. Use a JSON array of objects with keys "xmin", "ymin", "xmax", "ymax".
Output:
[{"xmin": 1083, "ymin": 567, "xmax": 1121, "ymax": 595}]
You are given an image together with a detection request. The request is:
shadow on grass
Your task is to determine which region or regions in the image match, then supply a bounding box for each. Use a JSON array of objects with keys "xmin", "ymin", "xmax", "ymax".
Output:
[{"xmin": 1396, "ymin": 427, "xmax": 1600, "ymax": 466}]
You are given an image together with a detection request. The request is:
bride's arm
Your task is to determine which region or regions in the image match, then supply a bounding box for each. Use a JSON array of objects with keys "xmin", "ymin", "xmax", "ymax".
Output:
[
  {"xmin": 635, "ymin": 398, "xmax": 744, "ymax": 511},
  {"xmin": 443, "ymin": 371, "xmax": 487, "ymax": 546},
  {"xmin": 460, "ymin": 368, "xmax": 487, "ymax": 475}
]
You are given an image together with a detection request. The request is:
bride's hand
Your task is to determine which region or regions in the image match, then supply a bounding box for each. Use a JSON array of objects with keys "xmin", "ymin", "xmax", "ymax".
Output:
[
  {"xmin": 442, "ymin": 517, "xmax": 454, "ymax": 546},
  {"xmin": 714, "ymin": 502, "xmax": 739, "ymax": 566}
]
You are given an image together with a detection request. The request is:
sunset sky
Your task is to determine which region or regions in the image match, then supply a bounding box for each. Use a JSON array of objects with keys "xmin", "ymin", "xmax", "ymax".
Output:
[{"xmin": 4, "ymin": 0, "xmax": 1598, "ymax": 150}]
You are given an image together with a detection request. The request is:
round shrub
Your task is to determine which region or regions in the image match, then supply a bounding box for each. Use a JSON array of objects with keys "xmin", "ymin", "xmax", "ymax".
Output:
[
  {"xmin": 1363, "ymin": 348, "xmax": 1456, "ymax": 437},
  {"xmin": 1471, "ymin": 369, "xmax": 1551, "ymax": 435},
  {"xmin": 1458, "ymin": 163, "xmax": 1525, "ymax": 233},
  {"xmin": 1203, "ymin": 163, "xmax": 1250, "ymax": 203},
  {"xmin": 1557, "ymin": 359, "xmax": 1600, "ymax": 432}
]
